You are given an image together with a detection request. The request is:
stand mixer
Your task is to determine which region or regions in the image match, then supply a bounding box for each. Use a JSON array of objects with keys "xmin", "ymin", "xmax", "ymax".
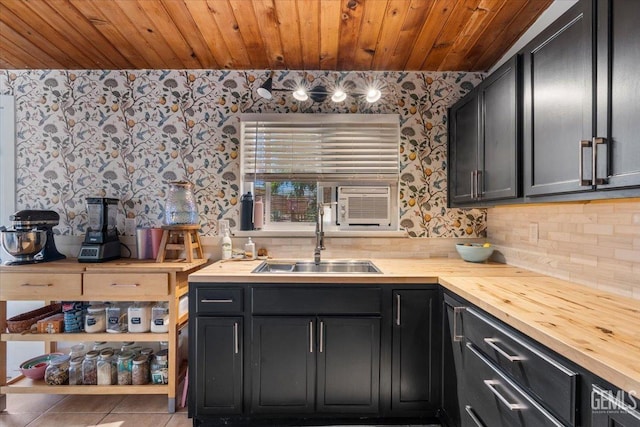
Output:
[
  {"xmin": 78, "ymin": 197, "xmax": 121, "ymax": 263},
  {"xmin": 0, "ymin": 210, "xmax": 66, "ymax": 265}
]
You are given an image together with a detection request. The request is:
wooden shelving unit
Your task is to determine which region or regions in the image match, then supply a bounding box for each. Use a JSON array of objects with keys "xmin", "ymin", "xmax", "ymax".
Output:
[{"xmin": 0, "ymin": 258, "xmax": 208, "ymax": 413}]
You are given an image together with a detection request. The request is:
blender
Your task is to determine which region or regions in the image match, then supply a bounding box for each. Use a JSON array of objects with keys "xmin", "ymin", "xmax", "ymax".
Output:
[
  {"xmin": 78, "ymin": 197, "xmax": 121, "ymax": 262},
  {"xmin": 0, "ymin": 210, "xmax": 66, "ymax": 265}
]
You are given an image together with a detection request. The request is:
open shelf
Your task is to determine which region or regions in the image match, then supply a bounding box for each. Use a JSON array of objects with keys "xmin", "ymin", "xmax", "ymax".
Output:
[
  {"xmin": 1, "ymin": 332, "xmax": 170, "ymax": 342},
  {"xmin": 2, "ymin": 375, "xmax": 168, "ymax": 394}
]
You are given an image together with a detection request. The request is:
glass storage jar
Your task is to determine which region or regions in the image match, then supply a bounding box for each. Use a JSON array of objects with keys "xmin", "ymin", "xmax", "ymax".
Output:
[
  {"xmin": 68, "ymin": 356, "xmax": 84, "ymax": 385},
  {"xmin": 117, "ymin": 351, "xmax": 134, "ymax": 385},
  {"xmin": 45, "ymin": 355, "xmax": 70, "ymax": 385},
  {"xmin": 132, "ymin": 355, "xmax": 150, "ymax": 385},
  {"xmin": 150, "ymin": 349, "xmax": 168, "ymax": 384},
  {"xmin": 164, "ymin": 181, "xmax": 198, "ymax": 225},
  {"xmin": 69, "ymin": 344, "xmax": 86, "ymax": 359},
  {"xmin": 151, "ymin": 302, "xmax": 169, "ymax": 333},
  {"xmin": 84, "ymin": 304, "xmax": 106, "ymax": 333},
  {"xmin": 97, "ymin": 349, "xmax": 116, "ymax": 385},
  {"xmin": 82, "ymin": 350, "xmax": 99, "ymax": 385}
]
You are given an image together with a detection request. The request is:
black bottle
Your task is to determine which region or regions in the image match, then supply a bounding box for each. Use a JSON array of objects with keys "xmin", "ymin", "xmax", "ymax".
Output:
[{"xmin": 240, "ymin": 191, "xmax": 254, "ymax": 230}]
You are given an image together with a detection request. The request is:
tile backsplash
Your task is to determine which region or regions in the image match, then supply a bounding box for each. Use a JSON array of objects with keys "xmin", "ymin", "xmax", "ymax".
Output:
[
  {"xmin": 0, "ymin": 69, "xmax": 485, "ymax": 238},
  {"xmin": 488, "ymin": 198, "xmax": 640, "ymax": 299}
]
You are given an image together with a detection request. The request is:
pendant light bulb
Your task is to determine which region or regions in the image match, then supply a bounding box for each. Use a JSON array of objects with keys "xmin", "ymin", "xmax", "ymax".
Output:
[
  {"xmin": 365, "ymin": 87, "xmax": 381, "ymax": 103},
  {"xmin": 331, "ymin": 89, "xmax": 347, "ymax": 103},
  {"xmin": 293, "ymin": 88, "xmax": 309, "ymax": 101}
]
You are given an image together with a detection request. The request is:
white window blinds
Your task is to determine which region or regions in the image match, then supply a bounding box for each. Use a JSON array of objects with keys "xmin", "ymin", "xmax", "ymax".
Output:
[{"xmin": 241, "ymin": 114, "xmax": 399, "ymax": 182}]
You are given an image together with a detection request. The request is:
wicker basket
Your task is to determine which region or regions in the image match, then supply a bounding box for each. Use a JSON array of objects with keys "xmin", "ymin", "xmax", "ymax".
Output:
[{"xmin": 6, "ymin": 303, "xmax": 62, "ymax": 333}]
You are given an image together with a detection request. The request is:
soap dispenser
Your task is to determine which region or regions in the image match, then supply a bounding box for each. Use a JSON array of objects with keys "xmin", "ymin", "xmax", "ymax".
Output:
[
  {"xmin": 221, "ymin": 230, "xmax": 232, "ymax": 260},
  {"xmin": 245, "ymin": 237, "xmax": 256, "ymax": 260}
]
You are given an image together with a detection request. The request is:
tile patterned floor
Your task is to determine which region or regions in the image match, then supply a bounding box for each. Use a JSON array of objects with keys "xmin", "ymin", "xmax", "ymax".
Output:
[{"xmin": 0, "ymin": 393, "xmax": 440, "ymax": 427}]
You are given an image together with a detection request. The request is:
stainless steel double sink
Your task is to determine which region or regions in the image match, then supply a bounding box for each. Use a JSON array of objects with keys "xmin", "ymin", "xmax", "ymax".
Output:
[{"xmin": 252, "ymin": 259, "xmax": 381, "ymax": 274}]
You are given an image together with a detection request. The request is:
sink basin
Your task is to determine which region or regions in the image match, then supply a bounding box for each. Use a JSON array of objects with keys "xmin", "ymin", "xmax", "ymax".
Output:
[{"xmin": 252, "ymin": 260, "xmax": 381, "ymax": 274}]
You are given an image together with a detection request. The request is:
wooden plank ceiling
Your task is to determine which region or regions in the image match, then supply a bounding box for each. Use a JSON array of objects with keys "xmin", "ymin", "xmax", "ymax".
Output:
[{"xmin": 0, "ymin": 0, "xmax": 553, "ymax": 71}]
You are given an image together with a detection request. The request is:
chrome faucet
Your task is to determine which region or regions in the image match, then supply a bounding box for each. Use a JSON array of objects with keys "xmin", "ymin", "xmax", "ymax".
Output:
[{"xmin": 314, "ymin": 205, "xmax": 325, "ymax": 264}]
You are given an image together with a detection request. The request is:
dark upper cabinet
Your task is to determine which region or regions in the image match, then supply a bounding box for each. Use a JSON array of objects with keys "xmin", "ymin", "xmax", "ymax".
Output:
[
  {"xmin": 523, "ymin": 0, "xmax": 640, "ymax": 197},
  {"xmin": 391, "ymin": 289, "xmax": 440, "ymax": 412},
  {"xmin": 594, "ymin": 0, "xmax": 640, "ymax": 191},
  {"xmin": 193, "ymin": 316, "xmax": 243, "ymax": 416},
  {"xmin": 448, "ymin": 56, "xmax": 520, "ymax": 207}
]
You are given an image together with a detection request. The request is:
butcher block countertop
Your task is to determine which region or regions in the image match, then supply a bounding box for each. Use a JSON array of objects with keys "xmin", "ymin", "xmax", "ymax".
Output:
[{"xmin": 190, "ymin": 258, "xmax": 640, "ymax": 395}]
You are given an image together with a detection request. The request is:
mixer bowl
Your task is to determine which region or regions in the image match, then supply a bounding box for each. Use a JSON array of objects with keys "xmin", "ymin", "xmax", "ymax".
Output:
[{"xmin": 1, "ymin": 230, "xmax": 47, "ymax": 256}]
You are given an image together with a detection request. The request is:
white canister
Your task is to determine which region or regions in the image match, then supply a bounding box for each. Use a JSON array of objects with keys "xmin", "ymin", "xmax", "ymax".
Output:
[
  {"xmin": 106, "ymin": 304, "xmax": 128, "ymax": 333},
  {"xmin": 151, "ymin": 302, "xmax": 169, "ymax": 333},
  {"xmin": 84, "ymin": 304, "xmax": 106, "ymax": 333},
  {"xmin": 127, "ymin": 303, "xmax": 151, "ymax": 333}
]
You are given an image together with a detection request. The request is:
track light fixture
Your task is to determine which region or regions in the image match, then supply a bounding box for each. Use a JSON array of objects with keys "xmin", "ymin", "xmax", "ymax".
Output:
[{"xmin": 256, "ymin": 72, "xmax": 382, "ymax": 104}]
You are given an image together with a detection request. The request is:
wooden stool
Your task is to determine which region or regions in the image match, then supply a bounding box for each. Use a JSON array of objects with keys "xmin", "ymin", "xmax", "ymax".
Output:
[{"xmin": 156, "ymin": 224, "xmax": 204, "ymax": 263}]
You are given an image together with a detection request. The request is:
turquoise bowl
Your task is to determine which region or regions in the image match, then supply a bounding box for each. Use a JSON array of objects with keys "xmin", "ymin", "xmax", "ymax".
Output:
[{"xmin": 455, "ymin": 243, "xmax": 494, "ymax": 263}]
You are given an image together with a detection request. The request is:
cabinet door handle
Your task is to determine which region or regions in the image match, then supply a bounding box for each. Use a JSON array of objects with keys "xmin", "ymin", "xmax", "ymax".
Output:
[
  {"xmin": 470, "ymin": 171, "xmax": 476, "ymax": 198},
  {"xmin": 476, "ymin": 170, "xmax": 482, "ymax": 198},
  {"xmin": 483, "ymin": 338, "xmax": 525, "ymax": 362},
  {"xmin": 201, "ymin": 299, "xmax": 233, "ymax": 303},
  {"xmin": 20, "ymin": 283, "xmax": 53, "ymax": 287},
  {"xmin": 233, "ymin": 322, "xmax": 239, "ymax": 354},
  {"xmin": 579, "ymin": 139, "xmax": 592, "ymax": 186},
  {"xmin": 319, "ymin": 321, "xmax": 324, "ymax": 353},
  {"xmin": 483, "ymin": 380, "xmax": 527, "ymax": 410},
  {"xmin": 110, "ymin": 283, "xmax": 140, "ymax": 288},
  {"xmin": 465, "ymin": 405, "xmax": 486, "ymax": 427},
  {"xmin": 396, "ymin": 294, "xmax": 401, "ymax": 326},
  {"xmin": 309, "ymin": 321, "xmax": 313, "ymax": 353},
  {"xmin": 592, "ymin": 137, "xmax": 608, "ymax": 185},
  {"xmin": 453, "ymin": 306, "xmax": 465, "ymax": 342}
]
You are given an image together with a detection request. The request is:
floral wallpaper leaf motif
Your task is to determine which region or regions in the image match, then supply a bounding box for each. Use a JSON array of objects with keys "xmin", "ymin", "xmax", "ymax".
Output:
[{"xmin": 1, "ymin": 69, "xmax": 486, "ymax": 238}]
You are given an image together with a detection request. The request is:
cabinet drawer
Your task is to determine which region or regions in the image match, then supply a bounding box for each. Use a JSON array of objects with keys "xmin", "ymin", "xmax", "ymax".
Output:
[
  {"xmin": 83, "ymin": 273, "xmax": 169, "ymax": 299},
  {"xmin": 464, "ymin": 307, "xmax": 577, "ymax": 426},
  {"xmin": 463, "ymin": 343, "xmax": 564, "ymax": 427},
  {"xmin": 252, "ymin": 287, "xmax": 381, "ymax": 315},
  {"xmin": 0, "ymin": 273, "xmax": 82, "ymax": 299},
  {"xmin": 194, "ymin": 287, "xmax": 243, "ymax": 314}
]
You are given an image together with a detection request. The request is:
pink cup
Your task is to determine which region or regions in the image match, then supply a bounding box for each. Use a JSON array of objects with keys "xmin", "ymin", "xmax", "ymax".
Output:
[{"xmin": 150, "ymin": 228, "xmax": 164, "ymax": 259}]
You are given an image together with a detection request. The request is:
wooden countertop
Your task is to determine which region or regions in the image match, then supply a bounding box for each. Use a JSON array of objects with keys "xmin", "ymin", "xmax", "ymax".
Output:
[
  {"xmin": 190, "ymin": 258, "xmax": 640, "ymax": 395},
  {"xmin": 0, "ymin": 257, "xmax": 209, "ymax": 274}
]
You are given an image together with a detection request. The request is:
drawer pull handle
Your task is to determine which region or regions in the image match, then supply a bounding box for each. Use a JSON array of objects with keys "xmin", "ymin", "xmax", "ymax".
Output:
[
  {"xmin": 484, "ymin": 338, "xmax": 525, "ymax": 362},
  {"xmin": 20, "ymin": 283, "xmax": 53, "ymax": 287},
  {"xmin": 483, "ymin": 380, "xmax": 527, "ymax": 411},
  {"xmin": 453, "ymin": 306, "xmax": 466, "ymax": 341},
  {"xmin": 110, "ymin": 283, "xmax": 140, "ymax": 288},
  {"xmin": 465, "ymin": 405, "xmax": 485, "ymax": 427},
  {"xmin": 201, "ymin": 299, "xmax": 233, "ymax": 303}
]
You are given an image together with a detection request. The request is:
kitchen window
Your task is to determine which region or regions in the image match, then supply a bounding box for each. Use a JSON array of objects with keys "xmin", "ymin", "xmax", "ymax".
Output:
[{"xmin": 240, "ymin": 114, "xmax": 400, "ymax": 231}]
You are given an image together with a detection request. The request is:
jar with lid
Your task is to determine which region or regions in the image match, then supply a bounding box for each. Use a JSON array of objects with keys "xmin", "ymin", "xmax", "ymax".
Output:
[
  {"xmin": 84, "ymin": 304, "xmax": 106, "ymax": 333},
  {"xmin": 150, "ymin": 349, "xmax": 168, "ymax": 384},
  {"xmin": 45, "ymin": 355, "xmax": 70, "ymax": 385},
  {"xmin": 120, "ymin": 342, "xmax": 135, "ymax": 353},
  {"xmin": 117, "ymin": 351, "xmax": 135, "ymax": 385},
  {"xmin": 164, "ymin": 181, "xmax": 198, "ymax": 225},
  {"xmin": 140, "ymin": 347, "xmax": 154, "ymax": 360},
  {"xmin": 68, "ymin": 356, "xmax": 84, "ymax": 385},
  {"xmin": 97, "ymin": 349, "xmax": 116, "ymax": 385},
  {"xmin": 128, "ymin": 302, "xmax": 151, "ymax": 333},
  {"xmin": 151, "ymin": 302, "xmax": 169, "ymax": 333},
  {"xmin": 93, "ymin": 341, "xmax": 110, "ymax": 352},
  {"xmin": 132, "ymin": 355, "xmax": 150, "ymax": 385},
  {"xmin": 82, "ymin": 350, "xmax": 99, "ymax": 385},
  {"xmin": 69, "ymin": 344, "xmax": 86, "ymax": 359}
]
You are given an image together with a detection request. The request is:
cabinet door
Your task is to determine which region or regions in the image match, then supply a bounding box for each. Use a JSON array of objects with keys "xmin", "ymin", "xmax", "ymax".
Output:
[
  {"xmin": 251, "ymin": 317, "xmax": 315, "ymax": 414},
  {"xmin": 391, "ymin": 290, "xmax": 439, "ymax": 412},
  {"xmin": 317, "ymin": 317, "xmax": 380, "ymax": 413},
  {"xmin": 480, "ymin": 55, "xmax": 520, "ymax": 201},
  {"xmin": 441, "ymin": 295, "xmax": 466, "ymax": 426},
  {"xmin": 595, "ymin": 0, "xmax": 640, "ymax": 190},
  {"xmin": 193, "ymin": 317, "xmax": 242, "ymax": 415},
  {"xmin": 449, "ymin": 91, "xmax": 480, "ymax": 205},
  {"xmin": 523, "ymin": 0, "xmax": 594, "ymax": 197}
]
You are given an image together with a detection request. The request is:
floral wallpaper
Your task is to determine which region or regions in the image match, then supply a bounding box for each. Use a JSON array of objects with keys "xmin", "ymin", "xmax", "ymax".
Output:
[{"xmin": 0, "ymin": 69, "xmax": 485, "ymax": 238}]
